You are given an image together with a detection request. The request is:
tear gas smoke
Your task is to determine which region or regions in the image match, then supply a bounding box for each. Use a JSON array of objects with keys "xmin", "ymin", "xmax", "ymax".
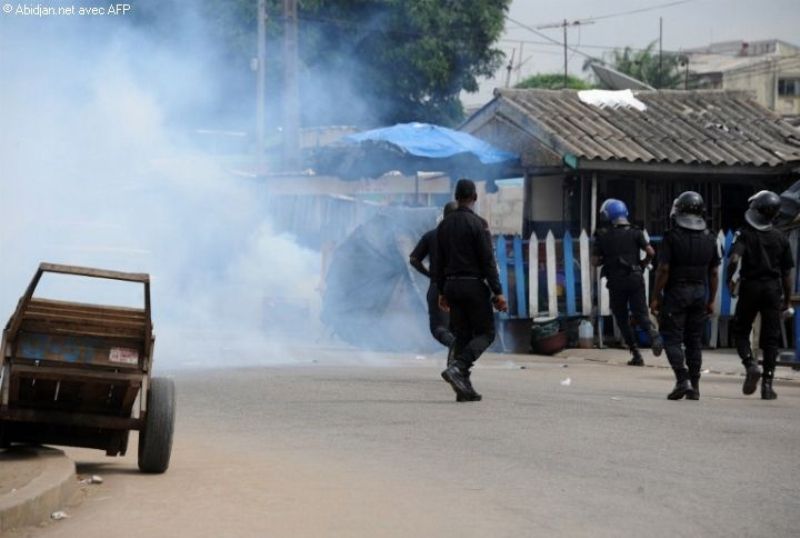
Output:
[{"xmin": 0, "ymin": 12, "xmax": 323, "ymax": 368}]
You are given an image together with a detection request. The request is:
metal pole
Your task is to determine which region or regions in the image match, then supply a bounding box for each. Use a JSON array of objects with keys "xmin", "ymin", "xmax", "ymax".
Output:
[
  {"xmin": 283, "ymin": 0, "xmax": 301, "ymax": 170},
  {"xmin": 658, "ymin": 17, "xmax": 663, "ymax": 89},
  {"xmin": 256, "ymin": 0, "xmax": 267, "ymax": 163},
  {"xmin": 563, "ymin": 20, "xmax": 568, "ymax": 89}
]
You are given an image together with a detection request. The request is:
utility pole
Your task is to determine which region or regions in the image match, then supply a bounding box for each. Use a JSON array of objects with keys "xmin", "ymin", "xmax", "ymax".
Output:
[
  {"xmin": 256, "ymin": 0, "xmax": 267, "ymax": 165},
  {"xmin": 536, "ymin": 18, "xmax": 595, "ymax": 89},
  {"xmin": 504, "ymin": 48, "xmax": 516, "ymax": 88},
  {"xmin": 658, "ymin": 17, "xmax": 663, "ymax": 89},
  {"xmin": 563, "ymin": 20, "xmax": 568, "ymax": 88},
  {"xmin": 282, "ymin": 0, "xmax": 301, "ymax": 170}
]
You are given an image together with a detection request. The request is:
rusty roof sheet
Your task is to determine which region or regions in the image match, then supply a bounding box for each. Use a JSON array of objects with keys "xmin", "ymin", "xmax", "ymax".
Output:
[{"xmin": 492, "ymin": 89, "xmax": 800, "ymax": 168}]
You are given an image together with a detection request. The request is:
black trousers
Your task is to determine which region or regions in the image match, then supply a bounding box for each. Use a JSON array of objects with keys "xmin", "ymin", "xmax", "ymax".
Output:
[
  {"xmin": 659, "ymin": 283, "xmax": 708, "ymax": 380},
  {"xmin": 607, "ymin": 273, "xmax": 655, "ymax": 349},
  {"xmin": 443, "ymin": 279, "xmax": 495, "ymax": 369},
  {"xmin": 732, "ymin": 279, "xmax": 783, "ymax": 375},
  {"xmin": 426, "ymin": 283, "xmax": 455, "ymax": 348}
]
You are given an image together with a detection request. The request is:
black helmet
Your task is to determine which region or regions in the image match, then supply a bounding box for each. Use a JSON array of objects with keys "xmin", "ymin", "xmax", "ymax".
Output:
[
  {"xmin": 673, "ymin": 191, "xmax": 706, "ymax": 231},
  {"xmin": 745, "ymin": 190, "xmax": 781, "ymax": 231}
]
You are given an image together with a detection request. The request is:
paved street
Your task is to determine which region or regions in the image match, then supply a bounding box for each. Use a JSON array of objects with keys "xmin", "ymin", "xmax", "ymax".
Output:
[{"xmin": 8, "ymin": 350, "xmax": 800, "ymax": 538}]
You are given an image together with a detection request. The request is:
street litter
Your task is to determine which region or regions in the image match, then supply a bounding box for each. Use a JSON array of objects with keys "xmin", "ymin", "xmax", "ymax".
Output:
[
  {"xmin": 562, "ymin": 364, "xmax": 569, "ymax": 368},
  {"xmin": 415, "ymin": 355, "xmax": 426, "ymax": 360},
  {"xmin": 51, "ymin": 511, "xmax": 70, "ymax": 520},
  {"xmin": 80, "ymin": 475, "xmax": 104, "ymax": 485},
  {"xmin": 560, "ymin": 377, "xmax": 572, "ymax": 386},
  {"xmin": 610, "ymin": 397, "xmax": 622, "ymax": 401},
  {"xmin": 702, "ymin": 369, "xmax": 711, "ymax": 374}
]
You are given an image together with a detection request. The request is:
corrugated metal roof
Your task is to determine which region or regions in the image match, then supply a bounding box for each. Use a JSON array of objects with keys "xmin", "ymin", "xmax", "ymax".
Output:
[{"xmin": 492, "ymin": 89, "xmax": 800, "ymax": 168}]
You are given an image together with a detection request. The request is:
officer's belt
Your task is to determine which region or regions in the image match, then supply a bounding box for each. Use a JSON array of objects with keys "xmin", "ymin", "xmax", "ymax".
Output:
[{"xmin": 446, "ymin": 275, "xmax": 482, "ymax": 281}]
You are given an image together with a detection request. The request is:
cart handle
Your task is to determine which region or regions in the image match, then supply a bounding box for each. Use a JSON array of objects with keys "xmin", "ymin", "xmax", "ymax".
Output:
[{"xmin": 38, "ymin": 263, "xmax": 149, "ymax": 283}]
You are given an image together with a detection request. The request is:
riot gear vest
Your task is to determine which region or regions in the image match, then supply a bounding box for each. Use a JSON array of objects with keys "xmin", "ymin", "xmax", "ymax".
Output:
[
  {"xmin": 659, "ymin": 227, "xmax": 720, "ymax": 286},
  {"xmin": 594, "ymin": 225, "xmax": 647, "ymax": 280}
]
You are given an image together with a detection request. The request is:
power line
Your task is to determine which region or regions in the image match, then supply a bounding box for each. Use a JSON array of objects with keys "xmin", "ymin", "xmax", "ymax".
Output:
[{"xmin": 577, "ymin": 0, "xmax": 694, "ymax": 23}]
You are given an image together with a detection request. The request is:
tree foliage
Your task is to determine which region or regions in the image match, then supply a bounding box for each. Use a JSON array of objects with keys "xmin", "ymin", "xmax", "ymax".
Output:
[
  {"xmin": 131, "ymin": 0, "xmax": 510, "ymax": 127},
  {"xmin": 515, "ymin": 73, "xmax": 593, "ymax": 90},
  {"xmin": 606, "ymin": 42, "xmax": 682, "ymax": 89}
]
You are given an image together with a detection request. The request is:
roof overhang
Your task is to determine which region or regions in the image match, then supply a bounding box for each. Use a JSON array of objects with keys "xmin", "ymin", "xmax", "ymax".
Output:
[{"xmin": 564, "ymin": 155, "xmax": 799, "ymax": 178}]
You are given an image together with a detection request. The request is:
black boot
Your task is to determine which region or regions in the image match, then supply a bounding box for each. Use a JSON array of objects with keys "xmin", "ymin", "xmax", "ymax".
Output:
[
  {"xmin": 627, "ymin": 348, "xmax": 645, "ymax": 366},
  {"xmin": 686, "ymin": 376, "xmax": 700, "ymax": 400},
  {"xmin": 446, "ymin": 342, "xmax": 457, "ymax": 369},
  {"xmin": 742, "ymin": 358, "xmax": 761, "ymax": 396},
  {"xmin": 668, "ymin": 369, "xmax": 691, "ymax": 400},
  {"xmin": 456, "ymin": 370, "xmax": 482, "ymax": 402},
  {"xmin": 441, "ymin": 364, "xmax": 480, "ymax": 401},
  {"xmin": 761, "ymin": 372, "xmax": 777, "ymax": 400}
]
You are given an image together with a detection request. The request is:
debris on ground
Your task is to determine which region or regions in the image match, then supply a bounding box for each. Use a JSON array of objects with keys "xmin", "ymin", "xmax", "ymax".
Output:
[
  {"xmin": 80, "ymin": 475, "xmax": 104, "ymax": 485},
  {"xmin": 51, "ymin": 511, "xmax": 70, "ymax": 520},
  {"xmin": 560, "ymin": 377, "xmax": 572, "ymax": 386}
]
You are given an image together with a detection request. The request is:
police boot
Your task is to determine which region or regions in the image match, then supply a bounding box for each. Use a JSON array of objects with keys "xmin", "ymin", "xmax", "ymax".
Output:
[
  {"xmin": 667, "ymin": 369, "xmax": 691, "ymax": 400},
  {"xmin": 456, "ymin": 370, "xmax": 482, "ymax": 402},
  {"xmin": 741, "ymin": 358, "xmax": 761, "ymax": 396},
  {"xmin": 686, "ymin": 376, "xmax": 700, "ymax": 400},
  {"xmin": 441, "ymin": 364, "xmax": 479, "ymax": 402},
  {"xmin": 446, "ymin": 342, "xmax": 457, "ymax": 369},
  {"xmin": 627, "ymin": 348, "xmax": 645, "ymax": 366},
  {"xmin": 761, "ymin": 372, "xmax": 777, "ymax": 400}
]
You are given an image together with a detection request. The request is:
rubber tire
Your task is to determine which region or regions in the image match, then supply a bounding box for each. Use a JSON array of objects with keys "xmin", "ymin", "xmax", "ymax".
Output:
[{"xmin": 138, "ymin": 377, "xmax": 176, "ymax": 473}]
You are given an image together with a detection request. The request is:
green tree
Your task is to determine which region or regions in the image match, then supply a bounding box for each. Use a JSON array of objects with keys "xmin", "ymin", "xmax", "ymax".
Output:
[
  {"xmin": 131, "ymin": 0, "xmax": 510, "ymax": 127},
  {"xmin": 606, "ymin": 42, "xmax": 682, "ymax": 89},
  {"xmin": 515, "ymin": 73, "xmax": 594, "ymax": 90}
]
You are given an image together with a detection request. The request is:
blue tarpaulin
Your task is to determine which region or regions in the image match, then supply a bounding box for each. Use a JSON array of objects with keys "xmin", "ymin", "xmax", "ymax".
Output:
[{"xmin": 314, "ymin": 122, "xmax": 520, "ymax": 181}]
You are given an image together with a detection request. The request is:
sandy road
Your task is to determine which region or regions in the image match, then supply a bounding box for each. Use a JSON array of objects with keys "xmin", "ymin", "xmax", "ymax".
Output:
[{"xmin": 8, "ymin": 353, "xmax": 800, "ymax": 537}]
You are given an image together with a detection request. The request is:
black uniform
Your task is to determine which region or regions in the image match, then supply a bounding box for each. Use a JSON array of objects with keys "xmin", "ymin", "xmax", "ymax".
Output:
[
  {"xmin": 657, "ymin": 227, "xmax": 721, "ymax": 382},
  {"xmin": 593, "ymin": 224, "xmax": 657, "ymax": 351},
  {"xmin": 436, "ymin": 206, "xmax": 501, "ymax": 370},
  {"xmin": 409, "ymin": 229, "xmax": 455, "ymax": 348},
  {"xmin": 730, "ymin": 224, "xmax": 794, "ymax": 376}
]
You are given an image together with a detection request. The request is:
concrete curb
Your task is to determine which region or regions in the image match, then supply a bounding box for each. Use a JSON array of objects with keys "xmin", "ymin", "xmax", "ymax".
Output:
[{"xmin": 0, "ymin": 447, "xmax": 77, "ymax": 533}]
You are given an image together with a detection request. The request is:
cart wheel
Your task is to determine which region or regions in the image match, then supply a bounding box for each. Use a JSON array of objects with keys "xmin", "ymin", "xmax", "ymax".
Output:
[{"xmin": 138, "ymin": 377, "xmax": 176, "ymax": 473}]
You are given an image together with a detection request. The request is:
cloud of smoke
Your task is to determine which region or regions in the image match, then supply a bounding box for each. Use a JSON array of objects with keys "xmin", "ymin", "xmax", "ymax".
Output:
[{"xmin": 0, "ymin": 11, "xmax": 323, "ymax": 369}]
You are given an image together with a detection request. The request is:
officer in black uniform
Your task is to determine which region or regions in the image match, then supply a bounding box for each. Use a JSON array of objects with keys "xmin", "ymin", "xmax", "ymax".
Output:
[
  {"xmin": 650, "ymin": 191, "xmax": 720, "ymax": 400},
  {"xmin": 409, "ymin": 201, "xmax": 458, "ymax": 352},
  {"xmin": 727, "ymin": 190, "xmax": 795, "ymax": 400},
  {"xmin": 592, "ymin": 198, "xmax": 663, "ymax": 366},
  {"xmin": 436, "ymin": 179, "xmax": 508, "ymax": 402}
]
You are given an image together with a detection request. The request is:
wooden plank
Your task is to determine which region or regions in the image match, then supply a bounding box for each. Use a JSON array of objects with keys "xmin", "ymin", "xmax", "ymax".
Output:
[
  {"xmin": 19, "ymin": 322, "xmax": 145, "ymax": 340},
  {"xmin": 0, "ymin": 407, "xmax": 142, "ymax": 431},
  {"xmin": 22, "ymin": 312, "xmax": 146, "ymax": 331},
  {"xmin": 39, "ymin": 262, "xmax": 149, "ymax": 283},
  {"xmin": 528, "ymin": 232, "xmax": 539, "ymax": 317},
  {"xmin": 28, "ymin": 298, "xmax": 146, "ymax": 317},
  {"xmin": 709, "ymin": 230, "xmax": 726, "ymax": 348},
  {"xmin": 563, "ymin": 231, "xmax": 576, "ymax": 316},
  {"xmin": 512, "ymin": 236, "xmax": 527, "ymax": 318},
  {"xmin": 11, "ymin": 363, "xmax": 144, "ymax": 385},
  {"xmin": 546, "ymin": 231, "xmax": 557, "ymax": 318},
  {"xmin": 580, "ymin": 230, "xmax": 591, "ymax": 316},
  {"xmin": 496, "ymin": 235, "xmax": 510, "ymax": 319}
]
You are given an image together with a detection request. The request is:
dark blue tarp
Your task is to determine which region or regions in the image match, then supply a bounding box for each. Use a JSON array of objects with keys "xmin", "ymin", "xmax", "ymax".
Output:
[
  {"xmin": 314, "ymin": 122, "xmax": 520, "ymax": 181},
  {"xmin": 321, "ymin": 206, "xmax": 439, "ymax": 352}
]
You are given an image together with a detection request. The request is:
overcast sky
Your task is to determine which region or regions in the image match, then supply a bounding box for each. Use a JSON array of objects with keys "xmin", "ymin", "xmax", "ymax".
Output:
[{"xmin": 463, "ymin": 0, "xmax": 800, "ymax": 106}]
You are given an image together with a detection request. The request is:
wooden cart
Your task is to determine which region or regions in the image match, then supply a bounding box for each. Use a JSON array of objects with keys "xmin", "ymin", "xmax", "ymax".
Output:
[{"xmin": 0, "ymin": 263, "xmax": 175, "ymax": 473}]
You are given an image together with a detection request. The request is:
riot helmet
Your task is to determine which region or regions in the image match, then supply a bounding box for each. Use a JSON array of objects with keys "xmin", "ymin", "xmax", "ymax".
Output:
[
  {"xmin": 599, "ymin": 198, "xmax": 629, "ymax": 225},
  {"xmin": 744, "ymin": 190, "xmax": 781, "ymax": 231},
  {"xmin": 672, "ymin": 191, "xmax": 706, "ymax": 231}
]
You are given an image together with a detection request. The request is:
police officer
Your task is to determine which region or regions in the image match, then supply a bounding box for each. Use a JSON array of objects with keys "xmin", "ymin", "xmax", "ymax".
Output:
[
  {"xmin": 727, "ymin": 190, "xmax": 795, "ymax": 400},
  {"xmin": 592, "ymin": 199, "xmax": 663, "ymax": 365},
  {"xmin": 409, "ymin": 201, "xmax": 458, "ymax": 354},
  {"xmin": 650, "ymin": 191, "xmax": 720, "ymax": 400},
  {"xmin": 436, "ymin": 179, "xmax": 508, "ymax": 402}
]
